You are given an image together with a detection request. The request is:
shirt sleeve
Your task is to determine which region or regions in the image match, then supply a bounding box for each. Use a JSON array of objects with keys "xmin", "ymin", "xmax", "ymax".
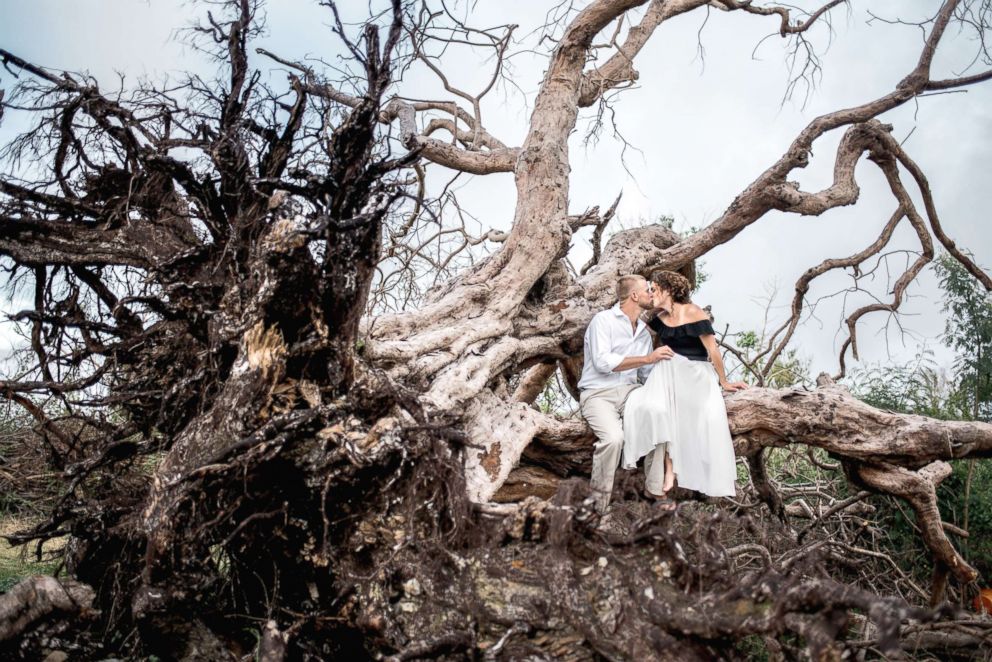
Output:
[{"xmin": 587, "ymin": 315, "xmax": 626, "ymax": 373}]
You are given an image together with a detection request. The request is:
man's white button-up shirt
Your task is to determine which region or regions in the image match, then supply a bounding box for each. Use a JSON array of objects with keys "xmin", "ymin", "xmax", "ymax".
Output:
[{"xmin": 577, "ymin": 304, "xmax": 653, "ymax": 391}]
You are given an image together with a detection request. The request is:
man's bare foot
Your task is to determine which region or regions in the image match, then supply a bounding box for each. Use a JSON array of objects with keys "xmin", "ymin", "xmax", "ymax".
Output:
[{"xmin": 653, "ymin": 497, "xmax": 676, "ymax": 512}]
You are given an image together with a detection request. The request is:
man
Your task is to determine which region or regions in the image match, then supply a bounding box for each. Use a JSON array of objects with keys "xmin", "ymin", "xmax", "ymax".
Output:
[{"xmin": 578, "ymin": 274, "xmax": 673, "ymax": 513}]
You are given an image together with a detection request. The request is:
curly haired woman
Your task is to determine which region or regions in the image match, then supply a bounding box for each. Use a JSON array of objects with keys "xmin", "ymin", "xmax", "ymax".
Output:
[{"xmin": 621, "ymin": 270, "xmax": 748, "ymax": 504}]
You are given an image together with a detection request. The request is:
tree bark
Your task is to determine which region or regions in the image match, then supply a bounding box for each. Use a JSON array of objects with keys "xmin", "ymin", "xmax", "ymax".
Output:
[{"xmin": 0, "ymin": 577, "xmax": 96, "ymax": 643}]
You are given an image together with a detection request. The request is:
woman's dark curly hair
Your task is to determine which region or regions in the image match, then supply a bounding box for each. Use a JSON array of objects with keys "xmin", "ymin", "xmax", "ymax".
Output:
[{"xmin": 649, "ymin": 270, "xmax": 692, "ymax": 304}]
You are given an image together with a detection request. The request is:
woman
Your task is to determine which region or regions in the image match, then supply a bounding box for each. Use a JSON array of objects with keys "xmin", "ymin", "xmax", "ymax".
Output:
[{"xmin": 622, "ymin": 270, "xmax": 747, "ymax": 502}]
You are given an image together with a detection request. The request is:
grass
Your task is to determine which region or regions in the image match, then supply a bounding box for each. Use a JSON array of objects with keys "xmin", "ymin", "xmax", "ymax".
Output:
[{"xmin": 0, "ymin": 514, "xmax": 63, "ymax": 592}]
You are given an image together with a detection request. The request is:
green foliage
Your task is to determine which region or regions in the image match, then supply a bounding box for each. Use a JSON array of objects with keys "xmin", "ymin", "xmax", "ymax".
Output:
[
  {"xmin": 764, "ymin": 349, "xmax": 811, "ymax": 389},
  {"xmin": 0, "ymin": 553, "xmax": 58, "ymax": 593},
  {"xmin": 736, "ymin": 330, "xmax": 758, "ymax": 350},
  {"xmin": 933, "ymin": 252, "xmax": 992, "ymax": 422},
  {"xmin": 535, "ymin": 371, "xmax": 575, "ymax": 414},
  {"xmin": 847, "ymin": 350, "xmax": 965, "ymax": 419},
  {"xmin": 846, "ymin": 255, "xmax": 992, "ymax": 582},
  {"xmin": 723, "ymin": 330, "xmax": 812, "ymax": 388},
  {"xmin": 0, "ymin": 513, "xmax": 61, "ymax": 593},
  {"xmin": 766, "ymin": 446, "xmax": 847, "ymax": 490},
  {"xmin": 938, "ymin": 460, "xmax": 992, "ymax": 578},
  {"xmin": 850, "ymin": 357, "xmax": 992, "ymax": 580},
  {"xmin": 734, "ymin": 634, "xmax": 771, "ymax": 661},
  {"xmin": 859, "ymin": 460, "xmax": 992, "ymax": 585},
  {"xmin": 655, "ymin": 215, "xmax": 709, "ymax": 289}
]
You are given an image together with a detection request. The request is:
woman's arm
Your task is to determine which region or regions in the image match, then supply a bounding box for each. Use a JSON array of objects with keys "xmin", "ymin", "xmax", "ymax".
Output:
[
  {"xmin": 683, "ymin": 303, "xmax": 748, "ymax": 391},
  {"xmin": 699, "ymin": 334, "xmax": 748, "ymax": 392}
]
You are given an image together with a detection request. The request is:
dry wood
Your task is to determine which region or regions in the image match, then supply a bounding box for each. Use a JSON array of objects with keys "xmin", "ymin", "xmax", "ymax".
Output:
[
  {"xmin": 1, "ymin": 0, "xmax": 991, "ymax": 658},
  {"xmin": 0, "ymin": 577, "xmax": 95, "ymax": 642}
]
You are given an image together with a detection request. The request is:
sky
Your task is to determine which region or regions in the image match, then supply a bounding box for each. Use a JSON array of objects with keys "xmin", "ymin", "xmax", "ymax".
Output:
[{"xmin": 0, "ymin": 0, "xmax": 989, "ymax": 382}]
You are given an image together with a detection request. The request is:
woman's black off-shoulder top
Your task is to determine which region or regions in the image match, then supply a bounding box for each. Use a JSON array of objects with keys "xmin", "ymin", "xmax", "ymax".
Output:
[{"xmin": 647, "ymin": 317, "xmax": 715, "ymax": 362}]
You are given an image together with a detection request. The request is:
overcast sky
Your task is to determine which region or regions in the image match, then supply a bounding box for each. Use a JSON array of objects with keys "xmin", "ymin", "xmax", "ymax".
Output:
[{"xmin": 1, "ymin": 0, "xmax": 989, "ymax": 382}]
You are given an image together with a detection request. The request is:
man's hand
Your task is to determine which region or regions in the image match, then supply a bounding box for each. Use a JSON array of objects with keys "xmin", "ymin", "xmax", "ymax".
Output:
[{"xmin": 646, "ymin": 346, "xmax": 674, "ymax": 363}]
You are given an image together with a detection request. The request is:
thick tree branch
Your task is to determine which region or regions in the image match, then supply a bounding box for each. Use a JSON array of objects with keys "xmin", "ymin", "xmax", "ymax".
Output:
[
  {"xmin": 0, "ymin": 215, "xmax": 190, "ymax": 267},
  {"xmin": 578, "ymin": 0, "xmax": 710, "ymax": 107},
  {"xmin": 0, "ymin": 577, "xmax": 96, "ymax": 643}
]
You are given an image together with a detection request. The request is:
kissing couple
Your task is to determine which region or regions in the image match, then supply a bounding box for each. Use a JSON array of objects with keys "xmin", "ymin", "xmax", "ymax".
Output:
[{"xmin": 577, "ymin": 270, "xmax": 747, "ymax": 514}]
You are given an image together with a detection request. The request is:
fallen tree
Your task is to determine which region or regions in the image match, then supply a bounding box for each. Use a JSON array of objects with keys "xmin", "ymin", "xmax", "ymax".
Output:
[{"xmin": 0, "ymin": 0, "xmax": 991, "ymax": 659}]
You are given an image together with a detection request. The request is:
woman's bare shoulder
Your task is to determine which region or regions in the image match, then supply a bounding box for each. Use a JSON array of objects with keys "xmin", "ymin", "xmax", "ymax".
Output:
[{"xmin": 684, "ymin": 303, "xmax": 711, "ymax": 322}]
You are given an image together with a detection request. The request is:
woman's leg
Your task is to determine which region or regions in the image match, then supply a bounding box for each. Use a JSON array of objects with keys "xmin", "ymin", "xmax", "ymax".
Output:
[
  {"xmin": 662, "ymin": 453, "xmax": 675, "ymax": 493},
  {"xmin": 644, "ymin": 446, "xmax": 676, "ymax": 510}
]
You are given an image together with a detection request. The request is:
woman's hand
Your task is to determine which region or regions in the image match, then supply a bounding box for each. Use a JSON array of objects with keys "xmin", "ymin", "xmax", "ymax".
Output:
[
  {"xmin": 646, "ymin": 346, "xmax": 674, "ymax": 363},
  {"xmin": 720, "ymin": 380, "xmax": 748, "ymax": 392}
]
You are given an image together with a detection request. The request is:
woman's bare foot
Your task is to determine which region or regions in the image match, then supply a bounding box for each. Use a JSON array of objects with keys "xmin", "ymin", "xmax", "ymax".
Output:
[
  {"xmin": 662, "ymin": 474, "xmax": 675, "ymax": 493},
  {"xmin": 643, "ymin": 489, "xmax": 676, "ymax": 511}
]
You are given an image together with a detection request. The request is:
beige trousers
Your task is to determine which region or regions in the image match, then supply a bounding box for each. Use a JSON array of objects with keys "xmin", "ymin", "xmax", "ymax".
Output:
[{"xmin": 580, "ymin": 384, "xmax": 666, "ymax": 512}]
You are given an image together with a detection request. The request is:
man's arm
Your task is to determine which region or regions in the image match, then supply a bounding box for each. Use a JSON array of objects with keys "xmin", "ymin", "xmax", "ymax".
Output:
[{"xmin": 587, "ymin": 316, "xmax": 673, "ymax": 373}]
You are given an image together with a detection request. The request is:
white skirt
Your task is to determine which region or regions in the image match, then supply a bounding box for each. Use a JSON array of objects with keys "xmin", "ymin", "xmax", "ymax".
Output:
[{"xmin": 622, "ymin": 354, "xmax": 737, "ymax": 497}]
